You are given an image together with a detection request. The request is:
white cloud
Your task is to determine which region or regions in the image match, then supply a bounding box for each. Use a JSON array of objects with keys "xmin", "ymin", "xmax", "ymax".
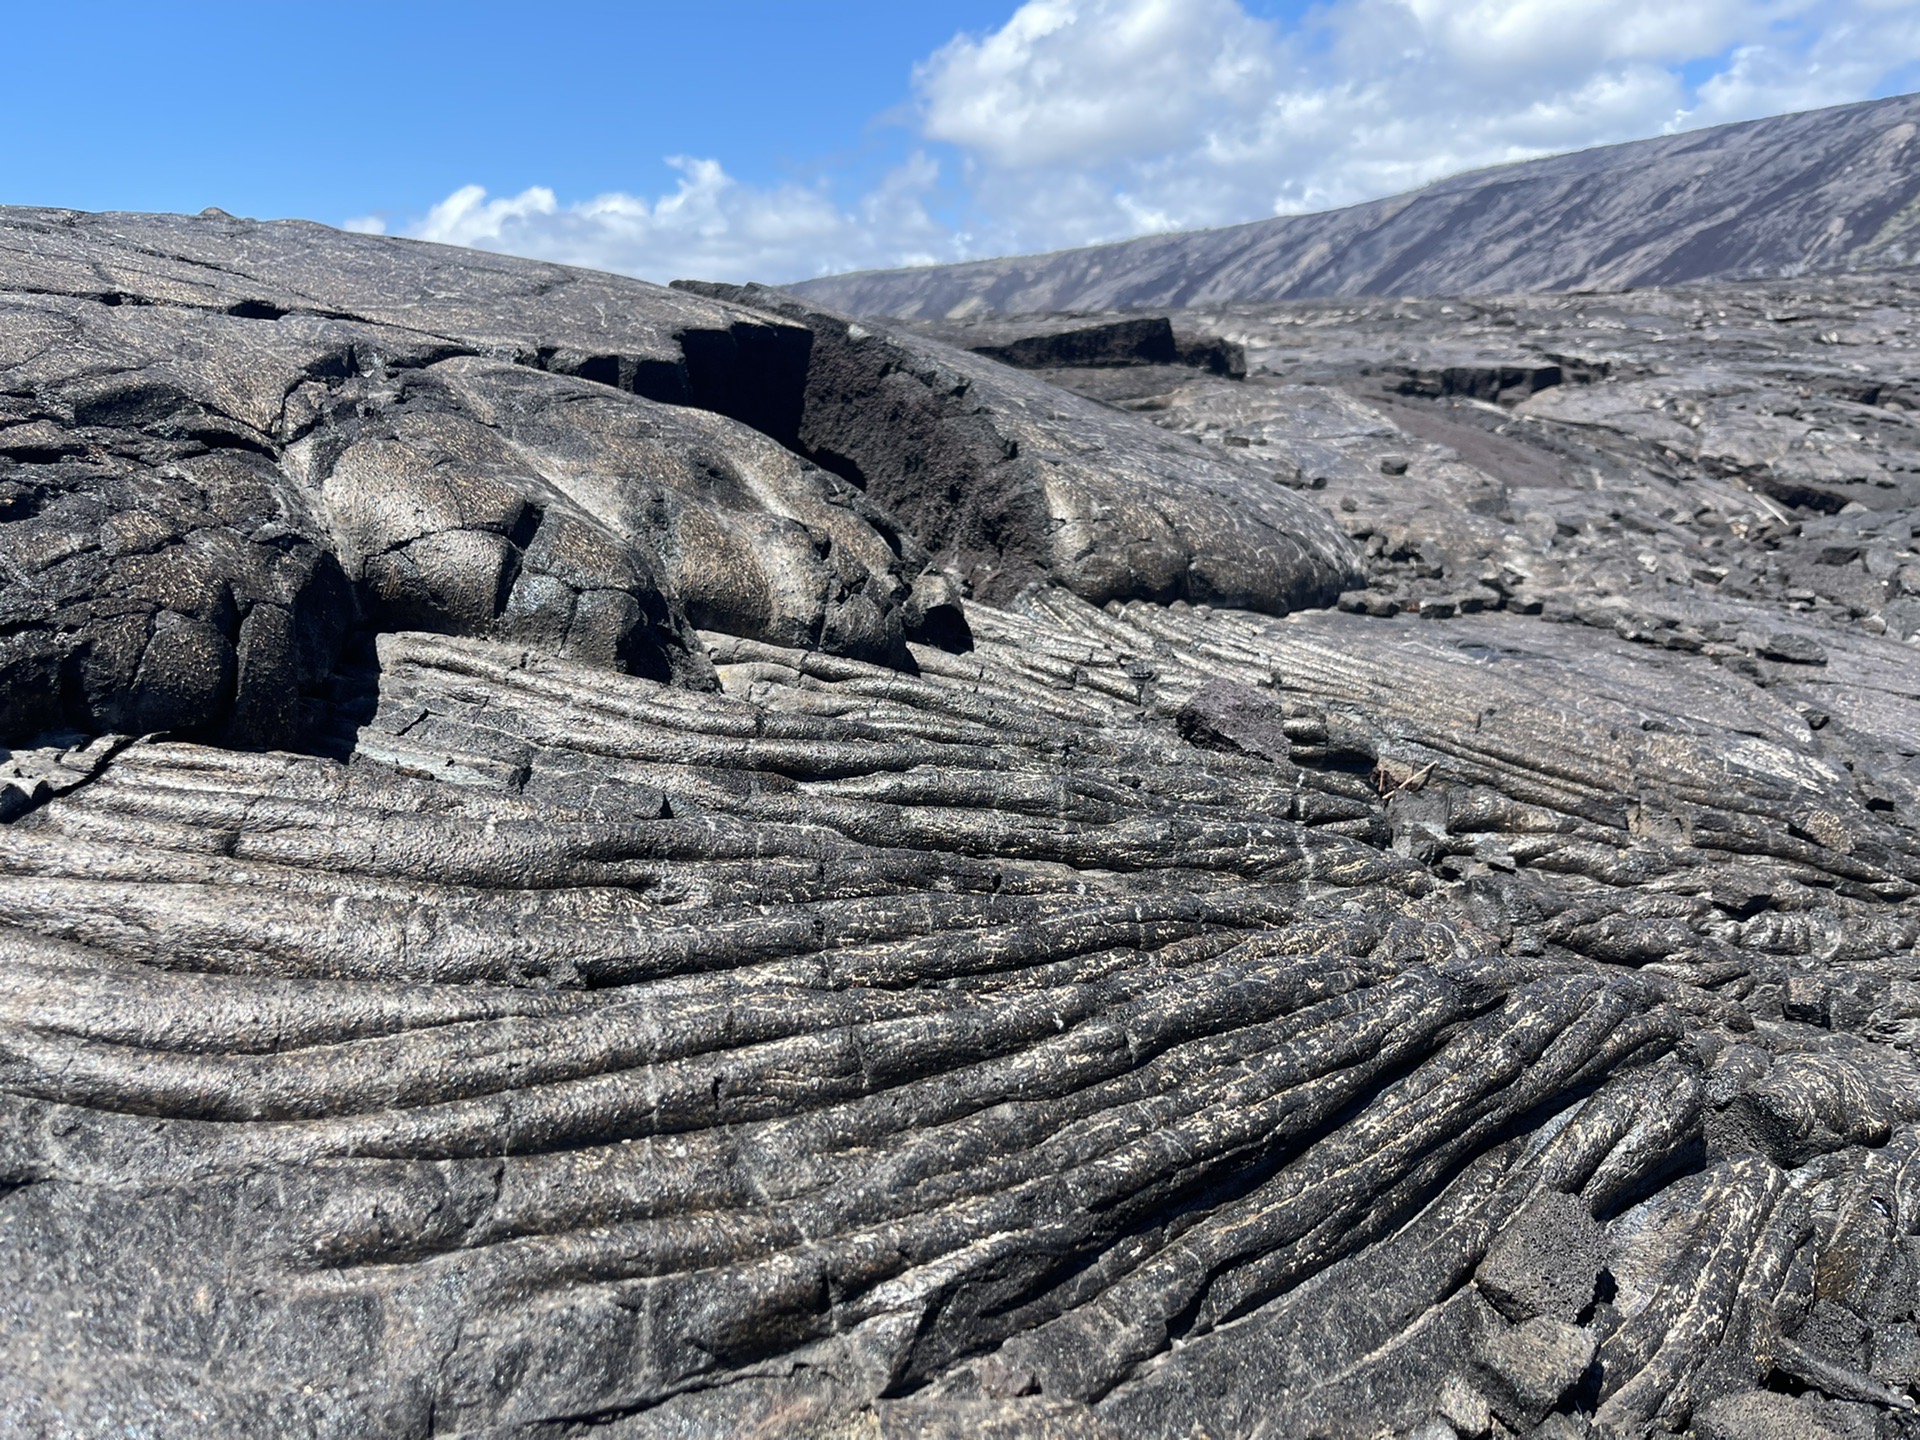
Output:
[
  {"xmin": 903, "ymin": 0, "xmax": 1920, "ymax": 257},
  {"xmin": 1392, "ymin": 0, "xmax": 1772, "ymax": 73},
  {"xmin": 917, "ymin": 0, "xmax": 1275, "ymax": 167},
  {"xmin": 393, "ymin": 159, "xmax": 949, "ymax": 284},
  {"xmin": 1690, "ymin": 4, "xmax": 1920, "ymax": 123},
  {"xmin": 362, "ymin": 0, "xmax": 1920, "ymax": 284}
]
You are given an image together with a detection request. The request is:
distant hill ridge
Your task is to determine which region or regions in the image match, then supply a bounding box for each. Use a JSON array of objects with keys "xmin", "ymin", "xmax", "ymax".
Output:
[{"xmin": 789, "ymin": 91, "xmax": 1920, "ymax": 318}]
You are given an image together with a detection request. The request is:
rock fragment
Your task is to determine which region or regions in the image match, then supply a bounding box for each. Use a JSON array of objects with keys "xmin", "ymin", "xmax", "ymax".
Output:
[
  {"xmin": 1693, "ymin": 1391, "xmax": 1845, "ymax": 1440},
  {"xmin": 1475, "ymin": 1192, "xmax": 1607, "ymax": 1324}
]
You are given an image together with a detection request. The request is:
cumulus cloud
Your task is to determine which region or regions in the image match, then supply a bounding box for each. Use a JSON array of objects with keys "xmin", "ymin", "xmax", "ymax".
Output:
[
  {"xmin": 917, "ymin": 0, "xmax": 1275, "ymax": 167},
  {"xmin": 383, "ymin": 156, "xmax": 949, "ymax": 284},
  {"xmin": 1390, "ymin": 0, "xmax": 1769, "ymax": 74},
  {"xmin": 1689, "ymin": 3, "xmax": 1920, "ymax": 123},
  {"xmin": 365, "ymin": 0, "xmax": 1920, "ymax": 283},
  {"xmin": 920, "ymin": 0, "xmax": 1920, "ymax": 256}
]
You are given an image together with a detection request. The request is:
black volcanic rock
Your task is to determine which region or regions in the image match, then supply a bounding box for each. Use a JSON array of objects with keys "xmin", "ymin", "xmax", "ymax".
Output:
[
  {"xmin": 1, "ymin": 213, "xmax": 1920, "ymax": 1440},
  {"xmin": 791, "ymin": 92, "xmax": 1920, "ymax": 319},
  {"xmin": 673, "ymin": 281, "xmax": 1354, "ymax": 612},
  {"xmin": 974, "ymin": 314, "xmax": 1181, "ymax": 369},
  {"xmin": 0, "ymin": 210, "xmax": 1353, "ymax": 745}
]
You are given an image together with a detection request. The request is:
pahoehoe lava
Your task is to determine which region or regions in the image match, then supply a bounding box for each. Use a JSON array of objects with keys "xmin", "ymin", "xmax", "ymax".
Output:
[{"xmin": 0, "ymin": 206, "xmax": 1918, "ymax": 1440}]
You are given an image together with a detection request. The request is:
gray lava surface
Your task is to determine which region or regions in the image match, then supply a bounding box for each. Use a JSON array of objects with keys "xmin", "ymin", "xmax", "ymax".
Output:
[
  {"xmin": 0, "ymin": 209, "xmax": 1917, "ymax": 1440},
  {"xmin": 792, "ymin": 91, "xmax": 1920, "ymax": 320}
]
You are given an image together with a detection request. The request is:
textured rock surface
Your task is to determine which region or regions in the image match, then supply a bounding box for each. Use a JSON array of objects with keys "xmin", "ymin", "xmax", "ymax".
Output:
[
  {"xmin": 948, "ymin": 314, "xmax": 1245, "ymax": 379},
  {"xmin": 673, "ymin": 282, "xmax": 1355, "ymax": 612},
  {"xmin": 791, "ymin": 91, "xmax": 1920, "ymax": 319},
  {"xmin": 0, "ymin": 207, "xmax": 1354, "ymax": 753},
  {"xmin": 2, "ymin": 211, "xmax": 1920, "ymax": 1439}
]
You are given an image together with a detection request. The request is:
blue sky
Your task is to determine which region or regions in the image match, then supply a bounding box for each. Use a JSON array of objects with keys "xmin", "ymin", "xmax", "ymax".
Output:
[
  {"xmin": 4, "ymin": 3, "xmax": 994, "ymax": 216},
  {"xmin": 7, "ymin": 1, "xmax": 1919, "ymax": 283}
]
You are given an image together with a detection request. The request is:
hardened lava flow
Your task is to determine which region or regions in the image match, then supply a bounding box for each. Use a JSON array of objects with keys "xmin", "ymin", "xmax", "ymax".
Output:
[{"xmin": 0, "ymin": 207, "xmax": 1916, "ymax": 1440}]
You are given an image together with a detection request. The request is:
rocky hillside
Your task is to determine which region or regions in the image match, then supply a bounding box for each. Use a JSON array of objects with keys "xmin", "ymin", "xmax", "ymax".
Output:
[
  {"xmin": 2, "ymin": 210, "xmax": 1919, "ymax": 1440},
  {"xmin": 791, "ymin": 92, "xmax": 1920, "ymax": 319}
]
